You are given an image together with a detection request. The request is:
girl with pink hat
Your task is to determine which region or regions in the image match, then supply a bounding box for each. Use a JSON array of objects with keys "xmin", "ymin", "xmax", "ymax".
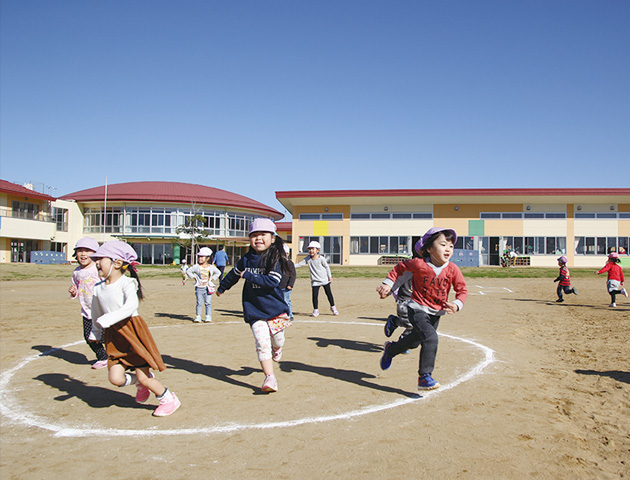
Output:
[
  {"xmin": 554, "ymin": 256, "xmax": 578, "ymax": 303},
  {"xmin": 596, "ymin": 252, "xmax": 627, "ymax": 308},
  {"xmin": 68, "ymin": 237, "xmax": 109, "ymax": 369}
]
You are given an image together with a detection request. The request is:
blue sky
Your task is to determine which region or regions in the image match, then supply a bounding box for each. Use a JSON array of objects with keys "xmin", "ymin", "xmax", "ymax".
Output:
[{"xmin": 1, "ymin": 1, "xmax": 628, "ymax": 219}]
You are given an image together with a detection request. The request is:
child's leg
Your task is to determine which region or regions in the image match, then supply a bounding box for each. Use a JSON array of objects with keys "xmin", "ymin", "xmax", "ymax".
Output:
[
  {"xmin": 108, "ymin": 363, "xmax": 127, "ymax": 386},
  {"xmin": 556, "ymin": 284, "xmax": 564, "ymax": 300},
  {"xmin": 195, "ymin": 287, "xmax": 204, "ymax": 317},
  {"xmin": 82, "ymin": 317, "xmax": 107, "ymax": 361},
  {"xmin": 205, "ymin": 292, "xmax": 212, "ymax": 319},
  {"xmin": 136, "ymin": 367, "xmax": 166, "ymax": 396},
  {"xmin": 251, "ymin": 320, "xmax": 274, "ymax": 376},
  {"xmin": 415, "ymin": 314, "xmax": 441, "ymax": 376},
  {"xmin": 283, "ymin": 289, "xmax": 293, "ymax": 319},
  {"xmin": 311, "ymin": 286, "xmax": 320, "ymax": 310},
  {"xmin": 322, "ymin": 283, "xmax": 336, "ymax": 307}
]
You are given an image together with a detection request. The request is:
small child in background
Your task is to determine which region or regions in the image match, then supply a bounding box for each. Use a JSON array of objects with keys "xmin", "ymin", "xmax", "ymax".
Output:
[
  {"xmin": 383, "ymin": 271, "xmax": 414, "ymax": 346},
  {"xmin": 180, "ymin": 259, "xmax": 188, "ymax": 285},
  {"xmin": 596, "ymin": 252, "xmax": 627, "ymax": 308},
  {"xmin": 68, "ymin": 237, "xmax": 108, "ymax": 370},
  {"xmin": 88, "ymin": 241, "xmax": 180, "ymax": 417},
  {"xmin": 216, "ymin": 218, "xmax": 292, "ymax": 393},
  {"xmin": 295, "ymin": 241, "xmax": 339, "ymax": 317},
  {"xmin": 377, "ymin": 227, "xmax": 468, "ymax": 391},
  {"xmin": 182, "ymin": 247, "xmax": 221, "ymax": 323},
  {"xmin": 554, "ymin": 256, "xmax": 578, "ymax": 303},
  {"xmin": 279, "ymin": 243, "xmax": 296, "ymax": 320}
]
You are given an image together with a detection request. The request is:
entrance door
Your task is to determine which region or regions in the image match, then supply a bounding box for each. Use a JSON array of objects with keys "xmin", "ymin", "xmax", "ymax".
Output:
[{"xmin": 489, "ymin": 237, "xmax": 501, "ymax": 265}]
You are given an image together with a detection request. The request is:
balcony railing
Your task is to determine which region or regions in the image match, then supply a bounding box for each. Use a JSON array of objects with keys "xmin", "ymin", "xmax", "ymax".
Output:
[{"xmin": 0, "ymin": 207, "xmax": 54, "ymax": 222}]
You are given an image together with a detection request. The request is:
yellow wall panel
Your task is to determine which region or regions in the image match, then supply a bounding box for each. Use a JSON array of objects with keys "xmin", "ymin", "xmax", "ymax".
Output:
[{"xmin": 313, "ymin": 221, "xmax": 329, "ymax": 236}]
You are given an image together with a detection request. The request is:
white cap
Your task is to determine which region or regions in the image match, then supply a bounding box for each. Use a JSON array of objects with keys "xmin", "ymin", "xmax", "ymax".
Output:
[
  {"xmin": 198, "ymin": 247, "xmax": 213, "ymax": 257},
  {"xmin": 307, "ymin": 241, "xmax": 321, "ymax": 250}
]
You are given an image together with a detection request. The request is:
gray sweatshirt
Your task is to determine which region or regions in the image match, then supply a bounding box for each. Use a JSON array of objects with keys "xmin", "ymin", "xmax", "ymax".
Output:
[{"xmin": 295, "ymin": 255, "xmax": 332, "ymax": 286}]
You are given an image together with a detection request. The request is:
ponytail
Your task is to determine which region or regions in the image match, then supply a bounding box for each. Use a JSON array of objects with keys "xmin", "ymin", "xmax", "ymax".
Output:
[{"xmin": 123, "ymin": 263, "xmax": 144, "ymax": 300}]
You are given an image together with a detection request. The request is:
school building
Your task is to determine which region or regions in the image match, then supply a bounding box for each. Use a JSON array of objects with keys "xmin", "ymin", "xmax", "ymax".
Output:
[
  {"xmin": 0, "ymin": 180, "xmax": 283, "ymax": 265},
  {"xmin": 276, "ymin": 188, "xmax": 630, "ymax": 268}
]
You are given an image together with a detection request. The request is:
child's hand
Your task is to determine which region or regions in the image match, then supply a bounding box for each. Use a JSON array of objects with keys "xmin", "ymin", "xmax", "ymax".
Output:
[
  {"xmin": 443, "ymin": 301, "xmax": 459, "ymax": 314},
  {"xmin": 376, "ymin": 284, "xmax": 391, "ymax": 298},
  {"xmin": 329, "ymin": 277, "xmax": 333, "ymax": 283},
  {"xmin": 215, "ymin": 291, "xmax": 222, "ymax": 297},
  {"xmin": 68, "ymin": 284, "xmax": 77, "ymax": 296}
]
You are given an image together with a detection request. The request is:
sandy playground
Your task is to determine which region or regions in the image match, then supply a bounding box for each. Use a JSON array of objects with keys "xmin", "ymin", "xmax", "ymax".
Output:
[{"xmin": 0, "ymin": 271, "xmax": 629, "ymax": 479}]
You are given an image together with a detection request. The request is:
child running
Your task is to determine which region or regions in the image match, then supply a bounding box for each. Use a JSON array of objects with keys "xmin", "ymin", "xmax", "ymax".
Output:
[
  {"xmin": 216, "ymin": 218, "xmax": 292, "ymax": 393},
  {"xmin": 596, "ymin": 252, "xmax": 627, "ymax": 308},
  {"xmin": 68, "ymin": 237, "xmax": 108, "ymax": 369},
  {"xmin": 554, "ymin": 256, "xmax": 578, "ymax": 303},
  {"xmin": 88, "ymin": 241, "xmax": 180, "ymax": 417},
  {"xmin": 182, "ymin": 247, "xmax": 221, "ymax": 323},
  {"xmin": 377, "ymin": 227, "xmax": 468, "ymax": 391},
  {"xmin": 295, "ymin": 241, "xmax": 339, "ymax": 317}
]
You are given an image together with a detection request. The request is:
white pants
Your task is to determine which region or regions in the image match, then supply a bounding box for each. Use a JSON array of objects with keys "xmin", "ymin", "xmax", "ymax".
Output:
[{"xmin": 251, "ymin": 320, "xmax": 285, "ymax": 362}]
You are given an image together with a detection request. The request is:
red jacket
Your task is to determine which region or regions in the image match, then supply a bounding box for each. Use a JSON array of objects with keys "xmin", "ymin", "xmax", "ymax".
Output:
[
  {"xmin": 597, "ymin": 262, "xmax": 625, "ymax": 282},
  {"xmin": 386, "ymin": 258, "xmax": 468, "ymax": 312}
]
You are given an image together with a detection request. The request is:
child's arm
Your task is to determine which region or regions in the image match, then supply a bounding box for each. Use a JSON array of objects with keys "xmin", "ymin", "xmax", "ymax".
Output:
[
  {"xmin": 294, "ymin": 256, "xmax": 308, "ymax": 268},
  {"xmin": 377, "ymin": 262, "xmax": 414, "ymax": 298},
  {"xmin": 94, "ymin": 280, "xmax": 140, "ymax": 330},
  {"xmin": 287, "ymin": 262, "xmax": 297, "ymax": 289},
  {"xmin": 242, "ymin": 266, "xmax": 283, "ymax": 289},
  {"xmin": 443, "ymin": 267, "xmax": 468, "ymax": 313},
  {"xmin": 216, "ymin": 259, "xmax": 244, "ymax": 296},
  {"xmin": 321, "ymin": 257, "xmax": 333, "ymax": 282},
  {"xmin": 209, "ymin": 265, "xmax": 221, "ymax": 282},
  {"xmin": 69, "ymin": 271, "xmax": 79, "ymax": 298}
]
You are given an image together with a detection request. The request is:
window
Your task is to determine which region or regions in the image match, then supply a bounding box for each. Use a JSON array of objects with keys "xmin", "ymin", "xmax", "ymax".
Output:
[
  {"xmin": 480, "ymin": 213, "xmax": 501, "ymax": 219},
  {"xmin": 299, "ymin": 236, "xmax": 342, "ymax": 264},
  {"xmin": 350, "ymin": 212, "xmax": 432, "ymax": 220},
  {"xmin": 53, "ymin": 207, "xmax": 68, "ymax": 231},
  {"xmin": 298, "ymin": 213, "xmax": 343, "ymax": 220},
  {"xmin": 350, "ymin": 236, "xmax": 411, "ymax": 255}
]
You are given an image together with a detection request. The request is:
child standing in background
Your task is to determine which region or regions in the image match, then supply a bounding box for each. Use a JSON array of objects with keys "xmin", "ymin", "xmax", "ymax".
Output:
[
  {"xmin": 554, "ymin": 256, "xmax": 578, "ymax": 303},
  {"xmin": 88, "ymin": 241, "xmax": 180, "ymax": 417},
  {"xmin": 377, "ymin": 227, "xmax": 468, "ymax": 391},
  {"xmin": 295, "ymin": 241, "xmax": 339, "ymax": 317},
  {"xmin": 68, "ymin": 237, "xmax": 108, "ymax": 370},
  {"xmin": 213, "ymin": 245, "xmax": 229, "ymax": 281},
  {"xmin": 216, "ymin": 218, "xmax": 292, "ymax": 393},
  {"xmin": 182, "ymin": 247, "xmax": 221, "ymax": 323},
  {"xmin": 280, "ymin": 243, "xmax": 296, "ymax": 320},
  {"xmin": 596, "ymin": 252, "xmax": 627, "ymax": 307}
]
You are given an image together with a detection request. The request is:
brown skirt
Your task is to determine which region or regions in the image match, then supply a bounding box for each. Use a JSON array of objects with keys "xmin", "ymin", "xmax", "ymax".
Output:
[{"xmin": 104, "ymin": 315, "xmax": 166, "ymax": 372}]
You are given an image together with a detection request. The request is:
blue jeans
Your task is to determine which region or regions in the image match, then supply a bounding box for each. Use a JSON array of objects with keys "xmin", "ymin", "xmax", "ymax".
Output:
[
  {"xmin": 195, "ymin": 287, "xmax": 212, "ymax": 317},
  {"xmin": 283, "ymin": 288, "xmax": 293, "ymax": 319}
]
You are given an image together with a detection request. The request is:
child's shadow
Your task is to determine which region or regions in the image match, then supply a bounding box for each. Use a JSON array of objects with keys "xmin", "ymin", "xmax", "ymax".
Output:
[
  {"xmin": 162, "ymin": 354, "xmax": 260, "ymax": 394},
  {"xmin": 213, "ymin": 308, "xmax": 243, "ymax": 318},
  {"xmin": 280, "ymin": 361, "xmax": 418, "ymax": 398},
  {"xmin": 33, "ymin": 373, "xmax": 153, "ymax": 410},
  {"xmin": 32, "ymin": 345, "xmax": 90, "ymax": 365},
  {"xmin": 575, "ymin": 369, "xmax": 630, "ymax": 384},
  {"xmin": 308, "ymin": 337, "xmax": 382, "ymax": 353},
  {"xmin": 154, "ymin": 312, "xmax": 194, "ymax": 322}
]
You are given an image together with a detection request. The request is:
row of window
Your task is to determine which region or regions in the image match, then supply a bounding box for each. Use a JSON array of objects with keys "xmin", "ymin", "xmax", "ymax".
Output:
[
  {"xmin": 575, "ymin": 237, "xmax": 629, "ymax": 255},
  {"xmin": 298, "ymin": 212, "xmax": 434, "ymax": 220},
  {"xmin": 300, "ymin": 211, "xmax": 630, "ymax": 221},
  {"xmin": 350, "ymin": 236, "xmax": 411, "ymax": 255},
  {"xmin": 481, "ymin": 212, "xmax": 630, "ymax": 219},
  {"xmin": 83, "ymin": 207, "xmax": 256, "ymax": 238}
]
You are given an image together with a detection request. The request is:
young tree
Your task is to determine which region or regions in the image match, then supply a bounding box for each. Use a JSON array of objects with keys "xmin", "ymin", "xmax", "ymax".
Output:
[{"xmin": 176, "ymin": 213, "xmax": 212, "ymax": 263}]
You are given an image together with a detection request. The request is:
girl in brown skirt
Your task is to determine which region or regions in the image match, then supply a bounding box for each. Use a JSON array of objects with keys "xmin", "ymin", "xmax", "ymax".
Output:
[{"xmin": 88, "ymin": 241, "xmax": 181, "ymax": 417}]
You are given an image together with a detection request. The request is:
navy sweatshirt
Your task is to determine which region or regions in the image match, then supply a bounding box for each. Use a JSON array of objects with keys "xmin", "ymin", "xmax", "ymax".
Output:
[{"xmin": 217, "ymin": 249, "xmax": 289, "ymax": 324}]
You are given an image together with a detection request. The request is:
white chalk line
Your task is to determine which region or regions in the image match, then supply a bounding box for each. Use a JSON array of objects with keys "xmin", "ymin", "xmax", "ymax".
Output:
[
  {"xmin": 470, "ymin": 286, "xmax": 514, "ymax": 296},
  {"xmin": 0, "ymin": 320, "xmax": 495, "ymax": 438}
]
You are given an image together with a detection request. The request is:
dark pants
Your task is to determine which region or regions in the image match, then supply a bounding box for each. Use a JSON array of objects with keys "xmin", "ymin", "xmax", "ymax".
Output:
[
  {"xmin": 217, "ymin": 265, "xmax": 226, "ymax": 281},
  {"xmin": 388, "ymin": 303, "xmax": 440, "ymax": 376},
  {"xmin": 82, "ymin": 316, "xmax": 108, "ymax": 361},
  {"xmin": 557, "ymin": 284, "xmax": 576, "ymax": 299},
  {"xmin": 609, "ymin": 290, "xmax": 622, "ymax": 303},
  {"xmin": 312, "ymin": 283, "xmax": 335, "ymax": 309}
]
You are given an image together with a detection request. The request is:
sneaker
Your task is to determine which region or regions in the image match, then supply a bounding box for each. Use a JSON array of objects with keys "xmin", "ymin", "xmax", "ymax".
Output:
[
  {"xmin": 331, "ymin": 306, "xmax": 339, "ymax": 315},
  {"xmin": 193, "ymin": 316, "xmax": 202, "ymax": 323},
  {"xmin": 91, "ymin": 359, "xmax": 108, "ymax": 370},
  {"xmin": 403, "ymin": 349, "xmax": 411, "ymax": 355},
  {"xmin": 384, "ymin": 315, "xmax": 397, "ymax": 338},
  {"xmin": 312, "ymin": 309, "xmax": 320, "ymax": 317},
  {"xmin": 261, "ymin": 375, "xmax": 278, "ymax": 393},
  {"xmin": 152, "ymin": 391, "xmax": 181, "ymax": 417},
  {"xmin": 622, "ymin": 288, "xmax": 628, "ymax": 298},
  {"xmin": 380, "ymin": 342, "xmax": 393, "ymax": 370},
  {"xmin": 418, "ymin": 373, "xmax": 440, "ymax": 391},
  {"xmin": 572, "ymin": 288, "xmax": 578, "ymax": 295},
  {"xmin": 135, "ymin": 372, "xmax": 154, "ymax": 403},
  {"xmin": 556, "ymin": 298, "xmax": 564, "ymax": 303},
  {"xmin": 203, "ymin": 317, "xmax": 212, "ymax": 323},
  {"xmin": 272, "ymin": 347, "xmax": 282, "ymax": 362},
  {"xmin": 609, "ymin": 303, "xmax": 617, "ymax": 308}
]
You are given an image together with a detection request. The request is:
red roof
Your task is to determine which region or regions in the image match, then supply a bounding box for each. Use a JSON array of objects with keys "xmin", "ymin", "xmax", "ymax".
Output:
[
  {"xmin": 276, "ymin": 188, "xmax": 630, "ymax": 199},
  {"xmin": 0, "ymin": 179, "xmax": 55, "ymax": 201},
  {"xmin": 62, "ymin": 181, "xmax": 283, "ymax": 219}
]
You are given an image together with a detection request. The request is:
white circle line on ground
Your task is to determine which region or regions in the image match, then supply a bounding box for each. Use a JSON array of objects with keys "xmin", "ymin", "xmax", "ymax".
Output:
[{"xmin": 0, "ymin": 320, "xmax": 495, "ymax": 438}]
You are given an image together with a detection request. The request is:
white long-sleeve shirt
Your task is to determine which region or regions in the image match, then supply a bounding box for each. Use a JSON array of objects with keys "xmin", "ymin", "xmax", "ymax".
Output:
[{"xmin": 89, "ymin": 276, "xmax": 139, "ymax": 340}]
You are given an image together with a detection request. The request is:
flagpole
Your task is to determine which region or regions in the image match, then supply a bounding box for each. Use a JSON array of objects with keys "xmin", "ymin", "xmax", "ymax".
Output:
[{"xmin": 103, "ymin": 177, "xmax": 108, "ymax": 242}]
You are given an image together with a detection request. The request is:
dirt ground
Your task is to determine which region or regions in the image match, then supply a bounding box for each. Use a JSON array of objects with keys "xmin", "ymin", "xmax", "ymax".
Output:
[{"xmin": 1, "ymin": 273, "xmax": 629, "ymax": 479}]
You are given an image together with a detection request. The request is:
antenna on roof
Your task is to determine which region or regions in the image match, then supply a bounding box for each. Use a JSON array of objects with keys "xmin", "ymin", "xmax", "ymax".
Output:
[{"xmin": 103, "ymin": 177, "xmax": 108, "ymax": 242}]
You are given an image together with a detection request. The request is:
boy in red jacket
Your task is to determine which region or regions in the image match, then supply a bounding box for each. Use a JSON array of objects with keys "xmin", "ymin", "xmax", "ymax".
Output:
[{"xmin": 377, "ymin": 227, "xmax": 468, "ymax": 391}]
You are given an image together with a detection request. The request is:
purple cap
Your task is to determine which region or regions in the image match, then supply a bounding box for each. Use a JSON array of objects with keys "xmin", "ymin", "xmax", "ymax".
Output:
[
  {"xmin": 557, "ymin": 256, "xmax": 568, "ymax": 264},
  {"xmin": 608, "ymin": 252, "xmax": 619, "ymax": 259},
  {"xmin": 74, "ymin": 237, "xmax": 99, "ymax": 252},
  {"xmin": 414, "ymin": 227, "xmax": 458, "ymax": 254},
  {"xmin": 248, "ymin": 218, "xmax": 277, "ymax": 235},
  {"xmin": 90, "ymin": 241, "xmax": 138, "ymax": 263}
]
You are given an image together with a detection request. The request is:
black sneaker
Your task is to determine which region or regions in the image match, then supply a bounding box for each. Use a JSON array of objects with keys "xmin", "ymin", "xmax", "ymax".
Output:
[
  {"xmin": 380, "ymin": 342, "xmax": 393, "ymax": 370},
  {"xmin": 572, "ymin": 288, "xmax": 578, "ymax": 295},
  {"xmin": 556, "ymin": 298, "xmax": 565, "ymax": 303}
]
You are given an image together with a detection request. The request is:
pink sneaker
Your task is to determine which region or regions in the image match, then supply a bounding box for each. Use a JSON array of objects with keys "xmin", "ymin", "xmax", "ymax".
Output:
[
  {"xmin": 136, "ymin": 372, "xmax": 154, "ymax": 403},
  {"xmin": 272, "ymin": 347, "xmax": 282, "ymax": 362},
  {"xmin": 152, "ymin": 391, "xmax": 181, "ymax": 417},
  {"xmin": 91, "ymin": 359, "xmax": 108, "ymax": 370},
  {"xmin": 261, "ymin": 375, "xmax": 278, "ymax": 393}
]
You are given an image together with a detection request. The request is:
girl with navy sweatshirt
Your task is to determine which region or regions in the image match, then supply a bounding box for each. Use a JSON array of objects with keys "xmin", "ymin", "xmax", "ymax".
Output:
[{"xmin": 216, "ymin": 218, "xmax": 291, "ymax": 393}]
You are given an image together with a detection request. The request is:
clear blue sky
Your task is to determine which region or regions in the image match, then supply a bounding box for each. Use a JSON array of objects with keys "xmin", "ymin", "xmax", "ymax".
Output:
[{"xmin": 1, "ymin": 1, "xmax": 628, "ymax": 219}]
